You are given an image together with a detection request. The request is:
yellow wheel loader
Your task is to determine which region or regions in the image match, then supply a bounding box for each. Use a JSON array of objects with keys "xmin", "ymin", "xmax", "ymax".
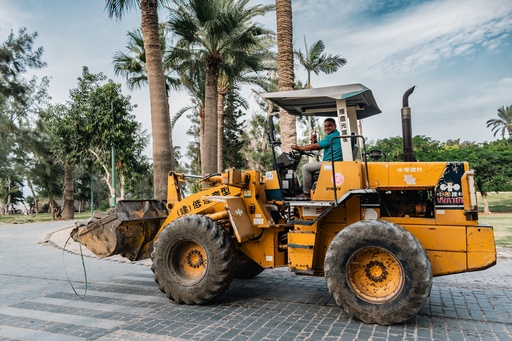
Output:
[{"xmin": 71, "ymin": 84, "xmax": 496, "ymax": 325}]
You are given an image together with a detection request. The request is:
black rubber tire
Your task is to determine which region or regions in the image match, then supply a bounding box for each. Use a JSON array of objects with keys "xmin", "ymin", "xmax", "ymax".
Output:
[
  {"xmin": 324, "ymin": 219, "xmax": 432, "ymax": 325},
  {"xmin": 151, "ymin": 215, "xmax": 235, "ymax": 305},
  {"xmin": 234, "ymin": 250, "xmax": 265, "ymax": 279}
]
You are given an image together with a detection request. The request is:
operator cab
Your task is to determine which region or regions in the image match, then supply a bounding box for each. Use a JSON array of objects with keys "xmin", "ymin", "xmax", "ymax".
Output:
[{"xmin": 260, "ymin": 84, "xmax": 382, "ymax": 202}]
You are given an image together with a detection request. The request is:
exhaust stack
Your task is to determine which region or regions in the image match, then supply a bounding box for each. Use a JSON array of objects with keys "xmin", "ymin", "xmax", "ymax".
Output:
[{"xmin": 401, "ymin": 86, "xmax": 416, "ymax": 162}]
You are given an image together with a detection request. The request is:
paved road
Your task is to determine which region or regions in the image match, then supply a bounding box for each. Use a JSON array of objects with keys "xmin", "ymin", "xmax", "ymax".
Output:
[{"xmin": 0, "ymin": 221, "xmax": 511, "ymax": 341}]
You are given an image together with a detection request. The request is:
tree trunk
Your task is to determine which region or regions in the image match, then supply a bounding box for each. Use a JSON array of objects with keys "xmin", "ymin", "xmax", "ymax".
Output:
[
  {"xmin": 89, "ymin": 149, "xmax": 114, "ymax": 201},
  {"xmin": 49, "ymin": 198, "xmax": 61, "ymax": 221},
  {"xmin": 119, "ymin": 174, "xmax": 125, "ymax": 200},
  {"xmin": 199, "ymin": 108, "xmax": 204, "ymax": 173},
  {"xmin": 276, "ymin": 0, "xmax": 296, "ymax": 152},
  {"xmin": 141, "ymin": 0, "xmax": 174, "ymax": 200},
  {"xmin": 202, "ymin": 58, "xmax": 220, "ymax": 175},
  {"xmin": 217, "ymin": 88, "xmax": 227, "ymax": 173},
  {"xmin": 26, "ymin": 176, "xmax": 38, "ymax": 215},
  {"xmin": 5, "ymin": 178, "xmax": 12, "ymax": 215},
  {"xmin": 62, "ymin": 164, "xmax": 75, "ymax": 220},
  {"xmin": 481, "ymin": 191, "xmax": 491, "ymax": 214}
]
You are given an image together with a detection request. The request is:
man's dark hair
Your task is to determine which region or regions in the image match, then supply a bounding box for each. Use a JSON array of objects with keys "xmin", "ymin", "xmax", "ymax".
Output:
[{"xmin": 324, "ymin": 118, "xmax": 336, "ymax": 126}]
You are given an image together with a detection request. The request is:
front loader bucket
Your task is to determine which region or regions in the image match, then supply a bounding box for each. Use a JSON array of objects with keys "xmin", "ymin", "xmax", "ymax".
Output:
[{"xmin": 70, "ymin": 200, "xmax": 168, "ymax": 261}]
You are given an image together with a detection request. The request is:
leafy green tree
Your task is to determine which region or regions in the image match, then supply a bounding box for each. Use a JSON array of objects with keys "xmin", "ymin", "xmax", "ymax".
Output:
[
  {"xmin": 185, "ymin": 112, "xmax": 201, "ymax": 176},
  {"xmin": 0, "ymin": 28, "xmax": 46, "ymax": 215},
  {"xmin": 121, "ymin": 159, "xmax": 153, "ymax": 199},
  {"xmin": 368, "ymin": 135, "xmax": 443, "ymax": 162},
  {"xmin": 486, "ymin": 105, "xmax": 512, "ymax": 139},
  {"xmin": 105, "ymin": 0, "xmax": 174, "ymax": 201},
  {"xmin": 0, "ymin": 177, "xmax": 23, "ymax": 215},
  {"xmin": 70, "ymin": 68, "xmax": 149, "ymax": 200},
  {"xmin": 0, "ymin": 28, "xmax": 46, "ymax": 106},
  {"xmin": 39, "ymin": 103, "xmax": 80, "ymax": 219},
  {"xmin": 370, "ymin": 136, "xmax": 512, "ymax": 214},
  {"xmin": 438, "ymin": 139, "xmax": 512, "ymax": 213},
  {"xmin": 294, "ymin": 38, "xmax": 347, "ymax": 88},
  {"xmin": 74, "ymin": 172, "xmax": 91, "ymax": 213},
  {"xmin": 26, "ymin": 109, "xmax": 65, "ymax": 217},
  {"xmin": 242, "ymin": 112, "xmax": 274, "ymax": 172},
  {"xmin": 167, "ymin": 0, "xmax": 273, "ymax": 175},
  {"xmin": 222, "ymin": 89, "xmax": 248, "ymax": 170},
  {"xmin": 40, "ymin": 68, "xmax": 149, "ymax": 217},
  {"xmin": 215, "ymin": 36, "xmax": 275, "ymax": 172},
  {"xmin": 174, "ymin": 53, "xmax": 206, "ymax": 174}
]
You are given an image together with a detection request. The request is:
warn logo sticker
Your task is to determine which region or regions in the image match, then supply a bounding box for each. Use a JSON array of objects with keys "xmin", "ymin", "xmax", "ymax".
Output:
[{"xmin": 435, "ymin": 163, "xmax": 464, "ymax": 209}]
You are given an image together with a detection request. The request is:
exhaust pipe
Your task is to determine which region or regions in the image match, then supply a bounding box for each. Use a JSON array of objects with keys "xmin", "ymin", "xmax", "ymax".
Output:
[{"xmin": 401, "ymin": 86, "xmax": 416, "ymax": 162}]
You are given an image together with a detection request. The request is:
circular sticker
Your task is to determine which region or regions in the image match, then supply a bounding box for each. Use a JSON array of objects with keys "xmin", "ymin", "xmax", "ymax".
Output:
[{"xmin": 332, "ymin": 173, "xmax": 345, "ymax": 186}]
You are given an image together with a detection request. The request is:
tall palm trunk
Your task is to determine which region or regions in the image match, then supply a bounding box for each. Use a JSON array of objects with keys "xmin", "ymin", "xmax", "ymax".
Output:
[
  {"xmin": 62, "ymin": 164, "xmax": 74, "ymax": 220},
  {"xmin": 217, "ymin": 86, "xmax": 228, "ymax": 173},
  {"xmin": 276, "ymin": 0, "xmax": 296, "ymax": 151},
  {"xmin": 199, "ymin": 108, "xmax": 204, "ymax": 173},
  {"xmin": 141, "ymin": 0, "xmax": 174, "ymax": 200},
  {"xmin": 202, "ymin": 58, "xmax": 220, "ymax": 175}
]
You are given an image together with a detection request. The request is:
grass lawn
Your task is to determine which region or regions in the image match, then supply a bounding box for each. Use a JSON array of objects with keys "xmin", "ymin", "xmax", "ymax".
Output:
[
  {"xmin": 480, "ymin": 191, "xmax": 512, "ymax": 213},
  {"xmin": 478, "ymin": 192, "xmax": 512, "ymax": 248},
  {"xmin": 480, "ymin": 213, "xmax": 512, "ymax": 248},
  {"xmin": 0, "ymin": 211, "xmax": 93, "ymax": 225}
]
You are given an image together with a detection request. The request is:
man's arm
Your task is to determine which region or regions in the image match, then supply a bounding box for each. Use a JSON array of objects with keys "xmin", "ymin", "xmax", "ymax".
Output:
[{"xmin": 291, "ymin": 142, "xmax": 322, "ymax": 152}]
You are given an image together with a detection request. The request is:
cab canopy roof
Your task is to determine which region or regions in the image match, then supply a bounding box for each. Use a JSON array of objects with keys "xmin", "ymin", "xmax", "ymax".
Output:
[{"xmin": 260, "ymin": 83, "xmax": 381, "ymax": 120}]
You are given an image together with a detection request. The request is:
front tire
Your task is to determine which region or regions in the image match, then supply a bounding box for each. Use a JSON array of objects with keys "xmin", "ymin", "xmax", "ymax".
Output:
[
  {"xmin": 151, "ymin": 215, "xmax": 235, "ymax": 304},
  {"xmin": 324, "ymin": 220, "xmax": 432, "ymax": 325}
]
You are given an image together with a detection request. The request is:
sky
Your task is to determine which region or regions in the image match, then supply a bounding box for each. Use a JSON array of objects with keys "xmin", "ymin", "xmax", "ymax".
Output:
[{"xmin": 1, "ymin": 0, "xmax": 512, "ymax": 161}]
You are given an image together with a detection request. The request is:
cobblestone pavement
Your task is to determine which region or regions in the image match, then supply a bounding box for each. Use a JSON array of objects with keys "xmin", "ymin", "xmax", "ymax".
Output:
[{"xmin": 0, "ymin": 222, "xmax": 511, "ymax": 341}]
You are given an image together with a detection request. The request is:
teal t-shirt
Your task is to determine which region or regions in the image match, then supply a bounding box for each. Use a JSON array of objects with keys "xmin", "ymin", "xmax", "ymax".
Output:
[{"xmin": 318, "ymin": 130, "xmax": 342, "ymax": 161}]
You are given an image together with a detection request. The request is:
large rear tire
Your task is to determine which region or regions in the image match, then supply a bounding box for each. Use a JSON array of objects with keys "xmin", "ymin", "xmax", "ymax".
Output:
[
  {"xmin": 234, "ymin": 250, "xmax": 265, "ymax": 279},
  {"xmin": 151, "ymin": 215, "xmax": 235, "ymax": 304},
  {"xmin": 324, "ymin": 220, "xmax": 432, "ymax": 325}
]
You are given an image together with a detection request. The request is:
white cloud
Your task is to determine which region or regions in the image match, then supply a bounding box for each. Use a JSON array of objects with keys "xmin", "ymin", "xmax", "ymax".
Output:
[
  {"xmin": 310, "ymin": 0, "xmax": 512, "ymax": 78},
  {"xmin": 433, "ymin": 78, "xmax": 512, "ymax": 114}
]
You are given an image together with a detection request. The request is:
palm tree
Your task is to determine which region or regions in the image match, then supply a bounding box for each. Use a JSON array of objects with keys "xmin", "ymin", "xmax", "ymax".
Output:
[
  {"xmin": 113, "ymin": 27, "xmax": 181, "ymax": 93},
  {"xmin": 105, "ymin": 0, "xmax": 173, "ymax": 201},
  {"xmin": 294, "ymin": 37, "xmax": 347, "ymax": 140},
  {"xmin": 112, "ymin": 26, "xmax": 183, "ymax": 176},
  {"xmin": 294, "ymin": 37, "xmax": 347, "ymax": 88},
  {"xmin": 216, "ymin": 39, "xmax": 276, "ymax": 172},
  {"xmin": 168, "ymin": 48, "xmax": 206, "ymax": 173},
  {"xmin": 276, "ymin": 0, "xmax": 296, "ymax": 152},
  {"xmin": 486, "ymin": 105, "xmax": 512, "ymax": 139},
  {"xmin": 167, "ymin": 0, "xmax": 273, "ymax": 175}
]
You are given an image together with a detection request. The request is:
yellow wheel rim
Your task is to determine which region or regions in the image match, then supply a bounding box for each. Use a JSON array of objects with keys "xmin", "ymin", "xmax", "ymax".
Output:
[
  {"xmin": 170, "ymin": 241, "xmax": 207, "ymax": 285},
  {"xmin": 346, "ymin": 246, "xmax": 404, "ymax": 303}
]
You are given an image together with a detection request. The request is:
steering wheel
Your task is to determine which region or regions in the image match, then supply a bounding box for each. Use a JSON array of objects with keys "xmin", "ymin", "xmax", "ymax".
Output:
[{"xmin": 293, "ymin": 149, "xmax": 319, "ymax": 162}]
